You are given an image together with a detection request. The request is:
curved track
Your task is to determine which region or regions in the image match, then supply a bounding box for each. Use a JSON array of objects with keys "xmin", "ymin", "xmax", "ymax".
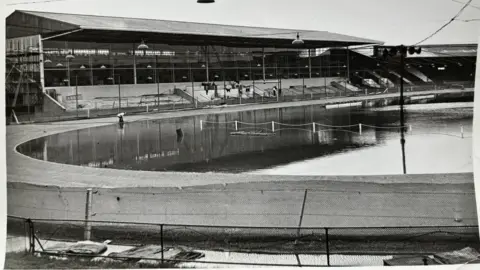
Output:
[{"xmin": 7, "ymin": 90, "xmax": 477, "ymax": 227}]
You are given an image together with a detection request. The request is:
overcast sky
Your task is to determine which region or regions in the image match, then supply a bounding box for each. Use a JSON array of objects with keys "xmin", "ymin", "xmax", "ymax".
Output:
[{"xmin": 3, "ymin": 0, "xmax": 480, "ymax": 45}]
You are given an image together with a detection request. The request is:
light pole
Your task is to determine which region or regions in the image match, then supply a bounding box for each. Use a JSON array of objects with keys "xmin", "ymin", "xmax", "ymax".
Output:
[
  {"xmin": 292, "ymin": 33, "xmax": 304, "ymax": 101},
  {"xmin": 377, "ymin": 45, "xmax": 421, "ymax": 174},
  {"xmin": 399, "ymin": 46, "xmax": 407, "ymax": 174}
]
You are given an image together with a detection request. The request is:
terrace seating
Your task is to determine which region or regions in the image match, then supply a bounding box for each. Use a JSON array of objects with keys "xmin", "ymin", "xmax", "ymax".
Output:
[
  {"xmin": 331, "ymin": 81, "xmax": 362, "ymax": 94},
  {"xmin": 405, "ymin": 66, "xmax": 432, "ymax": 83}
]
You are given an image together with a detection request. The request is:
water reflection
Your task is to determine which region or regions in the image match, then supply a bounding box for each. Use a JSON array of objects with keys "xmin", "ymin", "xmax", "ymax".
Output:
[{"xmin": 18, "ymin": 102, "xmax": 473, "ymax": 175}]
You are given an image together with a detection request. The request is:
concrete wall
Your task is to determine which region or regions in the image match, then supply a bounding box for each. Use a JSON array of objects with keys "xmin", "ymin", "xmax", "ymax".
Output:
[
  {"xmin": 7, "ymin": 180, "xmax": 477, "ymax": 227},
  {"xmin": 46, "ymin": 83, "xmax": 177, "ymax": 102},
  {"xmin": 45, "ymin": 77, "xmax": 344, "ymax": 103}
]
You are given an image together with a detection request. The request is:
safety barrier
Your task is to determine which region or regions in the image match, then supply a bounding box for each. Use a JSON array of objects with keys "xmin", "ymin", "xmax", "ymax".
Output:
[
  {"xmin": 7, "ymin": 215, "xmax": 480, "ymax": 267},
  {"xmin": 199, "ymin": 120, "xmax": 469, "ymax": 138}
]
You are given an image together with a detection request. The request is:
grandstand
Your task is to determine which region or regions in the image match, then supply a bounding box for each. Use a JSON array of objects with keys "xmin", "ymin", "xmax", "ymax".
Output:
[
  {"xmin": 5, "ymin": 10, "xmax": 380, "ymax": 118},
  {"xmin": 5, "ymin": 10, "xmax": 476, "ymax": 120},
  {"xmin": 347, "ymin": 44, "xmax": 476, "ymax": 92}
]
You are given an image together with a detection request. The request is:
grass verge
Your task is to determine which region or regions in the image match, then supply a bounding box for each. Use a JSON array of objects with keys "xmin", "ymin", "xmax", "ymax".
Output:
[{"xmin": 4, "ymin": 252, "xmax": 175, "ymax": 269}]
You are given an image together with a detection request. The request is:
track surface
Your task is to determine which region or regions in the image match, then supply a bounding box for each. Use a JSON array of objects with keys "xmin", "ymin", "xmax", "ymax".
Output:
[{"xmin": 7, "ymin": 89, "xmax": 478, "ymax": 227}]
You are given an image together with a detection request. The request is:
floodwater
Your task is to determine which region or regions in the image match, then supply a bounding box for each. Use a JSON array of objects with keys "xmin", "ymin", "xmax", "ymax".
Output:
[{"xmin": 17, "ymin": 102, "xmax": 473, "ymax": 175}]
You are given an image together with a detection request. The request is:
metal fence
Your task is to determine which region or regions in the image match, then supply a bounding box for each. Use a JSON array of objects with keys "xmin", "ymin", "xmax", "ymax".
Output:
[
  {"xmin": 8, "ymin": 80, "xmax": 475, "ymax": 124},
  {"xmin": 7, "ymin": 215, "xmax": 479, "ymax": 267}
]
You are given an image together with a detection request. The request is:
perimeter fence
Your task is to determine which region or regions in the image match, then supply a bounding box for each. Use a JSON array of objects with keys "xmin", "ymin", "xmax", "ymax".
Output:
[
  {"xmin": 7, "ymin": 215, "xmax": 479, "ymax": 267},
  {"xmin": 8, "ymin": 80, "xmax": 474, "ymax": 124}
]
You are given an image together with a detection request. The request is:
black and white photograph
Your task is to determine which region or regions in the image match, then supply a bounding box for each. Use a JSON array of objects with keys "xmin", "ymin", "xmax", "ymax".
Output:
[{"xmin": 3, "ymin": 0, "xmax": 480, "ymax": 268}]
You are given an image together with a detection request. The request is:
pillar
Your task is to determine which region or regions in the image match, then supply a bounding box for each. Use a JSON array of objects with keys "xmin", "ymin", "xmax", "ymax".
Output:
[
  {"xmin": 38, "ymin": 37, "xmax": 45, "ymax": 92},
  {"xmin": 133, "ymin": 43, "xmax": 137, "ymax": 84},
  {"xmin": 205, "ymin": 46, "xmax": 209, "ymax": 83},
  {"xmin": 308, "ymin": 49, "xmax": 312, "ymax": 79},
  {"xmin": 262, "ymin": 47, "xmax": 266, "ymax": 81}
]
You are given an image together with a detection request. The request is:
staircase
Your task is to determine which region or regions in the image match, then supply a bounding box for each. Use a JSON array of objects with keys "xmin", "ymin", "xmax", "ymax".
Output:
[
  {"xmin": 389, "ymin": 71, "xmax": 414, "ymax": 85},
  {"xmin": 331, "ymin": 81, "xmax": 362, "ymax": 94},
  {"xmin": 367, "ymin": 71, "xmax": 394, "ymax": 87},
  {"xmin": 406, "ymin": 66, "xmax": 432, "ymax": 83}
]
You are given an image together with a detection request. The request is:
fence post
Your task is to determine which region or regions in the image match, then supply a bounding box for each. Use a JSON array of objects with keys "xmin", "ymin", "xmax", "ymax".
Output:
[
  {"xmin": 160, "ymin": 224, "xmax": 164, "ymax": 264},
  {"xmin": 146, "ymin": 104, "xmax": 149, "ymax": 113},
  {"xmin": 24, "ymin": 219, "xmax": 30, "ymax": 254},
  {"xmin": 235, "ymin": 120, "xmax": 238, "ymax": 131},
  {"xmin": 461, "ymin": 125, "xmax": 464, "ymax": 138},
  {"xmin": 312, "ymin": 122, "xmax": 316, "ymax": 133},
  {"xmin": 200, "ymin": 120, "xmax": 203, "ymax": 131},
  {"xmin": 325, "ymin": 228, "xmax": 330, "ymax": 266},
  {"xmin": 26, "ymin": 219, "xmax": 35, "ymax": 255},
  {"xmin": 272, "ymin": 121, "xmax": 275, "ymax": 132},
  {"xmin": 359, "ymin": 123, "xmax": 362, "ymax": 135},
  {"xmin": 87, "ymin": 109, "xmax": 90, "ymax": 119},
  {"xmin": 296, "ymin": 189, "xmax": 308, "ymax": 243},
  {"xmin": 409, "ymin": 124, "xmax": 412, "ymax": 132},
  {"xmin": 84, "ymin": 188, "xmax": 93, "ymax": 241}
]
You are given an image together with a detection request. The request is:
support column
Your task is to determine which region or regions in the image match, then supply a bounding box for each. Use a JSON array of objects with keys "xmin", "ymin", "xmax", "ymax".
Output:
[
  {"xmin": 171, "ymin": 55, "xmax": 175, "ymax": 83},
  {"xmin": 234, "ymin": 51, "xmax": 239, "ymax": 81},
  {"xmin": 89, "ymin": 43, "xmax": 93, "ymax": 86},
  {"xmin": 346, "ymin": 46, "xmax": 350, "ymax": 82},
  {"xmin": 308, "ymin": 49, "xmax": 312, "ymax": 79},
  {"xmin": 38, "ymin": 36, "xmax": 45, "ymax": 92},
  {"xmin": 110, "ymin": 44, "xmax": 115, "ymax": 85},
  {"xmin": 156, "ymin": 54, "xmax": 160, "ymax": 109},
  {"xmin": 133, "ymin": 43, "xmax": 137, "ymax": 84},
  {"xmin": 205, "ymin": 46, "xmax": 210, "ymax": 83},
  {"xmin": 262, "ymin": 47, "xmax": 266, "ymax": 81}
]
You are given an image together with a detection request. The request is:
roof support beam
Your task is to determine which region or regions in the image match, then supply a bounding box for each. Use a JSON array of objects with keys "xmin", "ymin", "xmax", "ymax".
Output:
[{"xmin": 42, "ymin": 29, "xmax": 83, "ymax": 41}]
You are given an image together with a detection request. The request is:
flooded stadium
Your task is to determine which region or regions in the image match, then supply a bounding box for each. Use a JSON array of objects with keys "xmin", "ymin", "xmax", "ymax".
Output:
[{"xmin": 17, "ymin": 101, "xmax": 473, "ymax": 176}]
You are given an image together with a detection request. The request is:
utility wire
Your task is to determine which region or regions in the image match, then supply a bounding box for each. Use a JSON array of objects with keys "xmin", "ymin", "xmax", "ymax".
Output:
[
  {"xmin": 451, "ymin": 0, "xmax": 480, "ymax": 10},
  {"xmin": 414, "ymin": 0, "xmax": 473, "ymax": 45}
]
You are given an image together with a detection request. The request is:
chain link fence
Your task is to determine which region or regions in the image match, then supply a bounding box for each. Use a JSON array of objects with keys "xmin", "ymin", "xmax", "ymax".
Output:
[{"xmin": 7, "ymin": 216, "xmax": 479, "ymax": 267}]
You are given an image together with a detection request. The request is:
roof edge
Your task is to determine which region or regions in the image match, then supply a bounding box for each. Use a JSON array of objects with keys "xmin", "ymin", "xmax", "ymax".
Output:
[{"xmin": 16, "ymin": 9, "xmax": 383, "ymax": 45}]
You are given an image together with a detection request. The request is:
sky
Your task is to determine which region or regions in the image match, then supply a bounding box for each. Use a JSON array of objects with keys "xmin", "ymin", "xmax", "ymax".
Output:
[{"xmin": 3, "ymin": 0, "xmax": 480, "ymax": 45}]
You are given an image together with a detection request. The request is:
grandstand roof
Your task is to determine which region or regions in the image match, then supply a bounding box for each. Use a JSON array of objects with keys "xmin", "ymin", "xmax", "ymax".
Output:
[
  {"xmin": 7, "ymin": 10, "xmax": 382, "ymax": 48},
  {"xmin": 407, "ymin": 44, "xmax": 477, "ymax": 58}
]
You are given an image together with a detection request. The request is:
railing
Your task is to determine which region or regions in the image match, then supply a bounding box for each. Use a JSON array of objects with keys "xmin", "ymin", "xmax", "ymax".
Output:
[
  {"xmin": 198, "ymin": 120, "xmax": 471, "ymax": 139},
  {"xmin": 8, "ymin": 81, "xmax": 474, "ymax": 124},
  {"xmin": 7, "ymin": 215, "xmax": 479, "ymax": 267}
]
